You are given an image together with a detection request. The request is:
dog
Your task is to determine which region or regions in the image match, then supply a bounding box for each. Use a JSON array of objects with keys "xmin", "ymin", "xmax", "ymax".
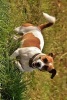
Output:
[{"xmin": 10, "ymin": 12, "xmax": 56, "ymax": 79}]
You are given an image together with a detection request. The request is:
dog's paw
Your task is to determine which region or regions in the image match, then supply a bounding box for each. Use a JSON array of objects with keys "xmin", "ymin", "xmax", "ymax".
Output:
[
  {"xmin": 15, "ymin": 61, "xmax": 24, "ymax": 72},
  {"xmin": 13, "ymin": 35, "xmax": 19, "ymax": 40}
]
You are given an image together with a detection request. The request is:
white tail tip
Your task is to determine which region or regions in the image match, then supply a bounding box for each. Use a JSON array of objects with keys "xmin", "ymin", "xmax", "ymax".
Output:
[{"xmin": 43, "ymin": 12, "xmax": 56, "ymax": 23}]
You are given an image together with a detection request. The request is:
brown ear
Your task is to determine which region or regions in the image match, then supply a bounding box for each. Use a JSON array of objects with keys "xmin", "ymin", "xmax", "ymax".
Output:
[{"xmin": 48, "ymin": 53, "xmax": 54, "ymax": 58}]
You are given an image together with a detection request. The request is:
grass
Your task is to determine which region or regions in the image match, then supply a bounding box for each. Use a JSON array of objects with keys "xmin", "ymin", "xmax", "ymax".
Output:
[{"xmin": 0, "ymin": 0, "xmax": 67, "ymax": 100}]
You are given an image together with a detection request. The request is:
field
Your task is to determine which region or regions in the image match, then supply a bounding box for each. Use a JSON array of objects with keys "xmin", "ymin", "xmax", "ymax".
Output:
[{"xmin": 0, "ymin": 0, "xmax": 67, "ymax": 100}]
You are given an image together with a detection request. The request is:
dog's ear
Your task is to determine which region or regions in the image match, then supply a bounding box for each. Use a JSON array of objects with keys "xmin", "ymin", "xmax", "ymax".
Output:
[
  {"xmin": 48, "ymin": 53, "xmax": 53, "ymax": 57},
  {"xmin": 48, "ymin": 53, "xmax": 54, "ymax": 58},
  {"xmin": 49, "ymin": 69, "xmax": 56, "ymax": 79}
]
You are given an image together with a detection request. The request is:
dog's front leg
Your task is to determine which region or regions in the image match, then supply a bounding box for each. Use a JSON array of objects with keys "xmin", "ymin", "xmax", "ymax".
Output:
[
  {"xmin": 10, "ymin": 48, "xmax": 20, "ymax": 60},
  {"xmin": 10, "ymin": 48, "xmax": 24, "ymax": 72},
  {"xmin": 15, "ymin": 61, "xmax": 24, "ymax": 72}
]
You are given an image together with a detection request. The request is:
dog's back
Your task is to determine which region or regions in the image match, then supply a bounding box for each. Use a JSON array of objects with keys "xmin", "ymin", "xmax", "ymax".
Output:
[{"xmin": 21, "ymin": 33, "xmax": 40, "ymax": 49}]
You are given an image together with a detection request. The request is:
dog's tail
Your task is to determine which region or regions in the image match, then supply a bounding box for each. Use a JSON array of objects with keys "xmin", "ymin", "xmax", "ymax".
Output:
[{"xmin": 38, "ymin": 12, "xmax": 56, "ymax": 30}]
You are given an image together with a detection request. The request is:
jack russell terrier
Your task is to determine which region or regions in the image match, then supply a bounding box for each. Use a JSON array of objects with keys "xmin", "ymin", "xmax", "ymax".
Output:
[{"xmin": 10, "ymin": 12, "xmax": 56, "ymax": 79}]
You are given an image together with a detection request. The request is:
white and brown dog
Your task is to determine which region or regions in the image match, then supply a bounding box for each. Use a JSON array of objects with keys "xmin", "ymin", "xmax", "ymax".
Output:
[{"xmin": 10, "ymin": 13, "xmax": 56, "ymax": 79}]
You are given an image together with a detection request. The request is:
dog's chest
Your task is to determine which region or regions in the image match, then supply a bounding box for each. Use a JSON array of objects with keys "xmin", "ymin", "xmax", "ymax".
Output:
[{"xmin": 19, "ymin": 47, "xmax": 41, "ymax": 71}]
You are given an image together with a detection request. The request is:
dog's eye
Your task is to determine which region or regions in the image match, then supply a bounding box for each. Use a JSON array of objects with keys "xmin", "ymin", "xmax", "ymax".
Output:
[{"xmin": 43, "ymin": 58, "xmax": 48, "ymax": 63}]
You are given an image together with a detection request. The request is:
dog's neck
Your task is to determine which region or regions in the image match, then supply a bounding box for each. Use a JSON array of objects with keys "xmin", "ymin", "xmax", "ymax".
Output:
[
  {"xmin": 29, "ymin": 53, "xmax": 40, "ymax": 68},
  {"xmin": 19, "ymin": 47, "xmax": 41, "ymax": 71}
]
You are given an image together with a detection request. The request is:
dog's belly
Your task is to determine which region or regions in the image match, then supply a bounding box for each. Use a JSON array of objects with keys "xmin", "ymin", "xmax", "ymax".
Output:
[{"xmin": 21, "ymin": 30, "xmax": 44, "ymax": 51}]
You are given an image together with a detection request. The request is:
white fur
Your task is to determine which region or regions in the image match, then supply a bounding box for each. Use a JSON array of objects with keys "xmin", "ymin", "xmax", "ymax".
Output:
[
  {"xmin": 14, "ymin": 26, "xmax": 40, "ymax": 34},
  {"xmin": 43, "ymin": 12, "xmax": 56, "ymax": 23}
]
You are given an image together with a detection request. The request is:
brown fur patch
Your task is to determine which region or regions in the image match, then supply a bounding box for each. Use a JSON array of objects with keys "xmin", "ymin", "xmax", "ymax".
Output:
[
  {"xmin": 41, "ymin": 55, "xmax": 54, "ymax": 71},
  {"xmin": 22, "ymin": 23, "xmax": 33, "ymax": 27},
  {"xmin": 21, "ymin": 33, "xmax": 40, "ymax": 49},
  {"xmin": 41, "ymin": 55, "xmax": 53, "ymax": 63}
]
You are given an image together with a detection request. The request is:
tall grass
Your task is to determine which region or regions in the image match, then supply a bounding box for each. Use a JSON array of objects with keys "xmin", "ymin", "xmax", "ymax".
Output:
[
  {"xmin": 0, "ymin": 0, "xmax": 26, "ymax": 100},
  {"xmin": 0, "ymin": 0, "xmax": 67, "ymax": 100}
]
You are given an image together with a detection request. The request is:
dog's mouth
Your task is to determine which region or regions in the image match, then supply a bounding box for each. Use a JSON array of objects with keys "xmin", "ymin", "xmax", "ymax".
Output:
[
  {"xmin": 32, "ymin": 62, "xmax": 48, "ymax": 70},
  {"xmin": 32, "ymin": 63, "xmax": 56, "ymax": 79}
]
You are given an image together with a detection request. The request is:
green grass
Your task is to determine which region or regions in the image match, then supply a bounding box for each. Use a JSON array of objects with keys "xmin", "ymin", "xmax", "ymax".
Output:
[{"xmin": 0, "ymin": 0, "xmax": 67, "ymax": 100}]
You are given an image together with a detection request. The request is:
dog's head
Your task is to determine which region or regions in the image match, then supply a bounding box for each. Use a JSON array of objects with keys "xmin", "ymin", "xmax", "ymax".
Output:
[{"xmin": 31, "ymin": 53, "xmax": 56, "ymax": 79}]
